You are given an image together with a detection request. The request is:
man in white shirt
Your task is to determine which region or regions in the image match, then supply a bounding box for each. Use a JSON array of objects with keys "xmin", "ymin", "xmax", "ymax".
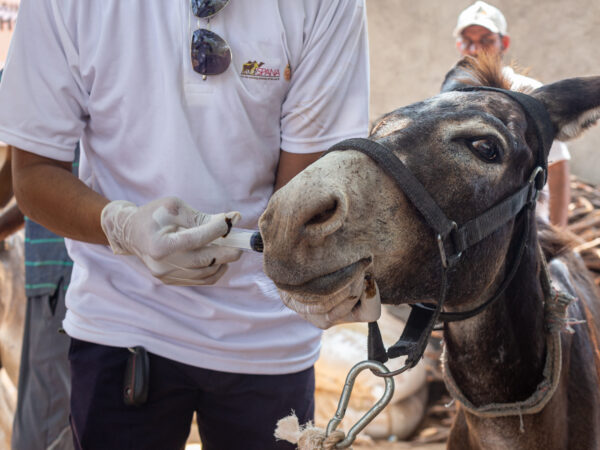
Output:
[
  {"xmin": 0, "ymin": 1, "xmax": 370, "ymax": 449},
  {"xmin": 452, "ymin": 1, "xmax": 571, "ymax": 227}
]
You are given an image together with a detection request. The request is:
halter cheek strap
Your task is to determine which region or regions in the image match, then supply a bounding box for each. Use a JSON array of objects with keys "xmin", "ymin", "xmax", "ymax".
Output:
[{"xmin": 326, "ymin": 137, "xmax": 455, "ymax": 368}]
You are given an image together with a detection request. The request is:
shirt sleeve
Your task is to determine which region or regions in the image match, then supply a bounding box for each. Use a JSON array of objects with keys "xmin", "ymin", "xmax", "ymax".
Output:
[
  {"xmin": 547, "ymin": 140, "xmax": 571, "ymax": 164},
  {"xmin": 279, "ymin": 0, "xmax": 369, "ymax": 154},
  {"xmin": 0, "ymin": 0, "xmax": 86, "ymax": 161}
]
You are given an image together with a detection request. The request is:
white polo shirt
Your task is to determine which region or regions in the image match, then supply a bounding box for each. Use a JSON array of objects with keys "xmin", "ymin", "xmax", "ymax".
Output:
[{"xmin": 0, "ymin": 0, "xmax": 369, "ymax": 374}]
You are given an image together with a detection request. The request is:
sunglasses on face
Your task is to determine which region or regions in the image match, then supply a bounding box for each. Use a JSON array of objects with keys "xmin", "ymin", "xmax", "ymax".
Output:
[
  {"xmin": 190, "ymin": 0, "xmax": 232, "ymax": 80},
  {"xmin": 459, "ymin": 34, "xmax": 502, "ymax": 51}
]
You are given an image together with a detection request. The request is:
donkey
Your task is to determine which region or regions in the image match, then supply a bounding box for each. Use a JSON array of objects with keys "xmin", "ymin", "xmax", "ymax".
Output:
[{"xmin": 259, "ymin": 57, "xmax": 600, "ymax": 449}]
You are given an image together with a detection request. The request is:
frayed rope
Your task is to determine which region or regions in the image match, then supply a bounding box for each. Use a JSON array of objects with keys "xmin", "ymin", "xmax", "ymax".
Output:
[
  {"xmin": 545, "ymin": 288, "xmax": 581, "ymax": 334},
  {"xmin": 274, "ymin": 413, "xmax": 348, "ymax": 450}
]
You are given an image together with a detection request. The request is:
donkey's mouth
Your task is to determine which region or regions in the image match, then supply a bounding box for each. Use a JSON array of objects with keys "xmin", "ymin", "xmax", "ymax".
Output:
[
  {"xmin": 275, "ymin": 258, "xmax": 382, "ymax": 329},
  {"xmin": 274, "ymin": 257, "xmax": 372, "ymax": 297}
]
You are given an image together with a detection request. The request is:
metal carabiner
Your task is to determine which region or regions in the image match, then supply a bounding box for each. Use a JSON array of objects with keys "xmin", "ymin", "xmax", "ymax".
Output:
[{"xmin": 325, "ymin": 360, "xmax": 395, "ymax": 448}]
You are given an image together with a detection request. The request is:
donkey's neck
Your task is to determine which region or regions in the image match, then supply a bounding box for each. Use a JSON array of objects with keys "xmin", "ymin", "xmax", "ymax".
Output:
[{"xmin": 443, "ymin": 246, "xmax": 547, "ymax": 406}]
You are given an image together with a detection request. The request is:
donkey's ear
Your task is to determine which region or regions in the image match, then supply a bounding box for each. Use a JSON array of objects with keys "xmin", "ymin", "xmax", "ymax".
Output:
[
  {"xmin": 440, "ymin": 55, "xmax": 508, "ymax": 93},
  {"xmin": 531, "ymin": 77, "xmax": 600, "ymax": 141},
  {"xmin": 440, "ymin": 58, "xmax": 479, "ymax": 93}
]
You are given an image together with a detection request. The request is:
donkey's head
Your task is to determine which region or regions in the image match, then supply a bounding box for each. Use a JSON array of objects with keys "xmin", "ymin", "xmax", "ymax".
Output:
[{"xmin": 260, "ymin": 57, "xmax": 600, "ymax": 329}]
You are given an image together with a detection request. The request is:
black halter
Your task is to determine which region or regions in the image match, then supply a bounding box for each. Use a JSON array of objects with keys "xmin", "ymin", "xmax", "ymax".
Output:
[{"xmin": 324, "ymin": 87, "xmax": 555, "ymax": 373}]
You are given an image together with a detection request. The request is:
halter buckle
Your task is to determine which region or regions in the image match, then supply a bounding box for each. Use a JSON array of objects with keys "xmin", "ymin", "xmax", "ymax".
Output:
[
  {"xmin": 527, "ymin": 166, "xmax": 545, "ymax": 207},
  {"xmin": 437, "ymin": 221, "xmax": 462, "ymax": 268}
]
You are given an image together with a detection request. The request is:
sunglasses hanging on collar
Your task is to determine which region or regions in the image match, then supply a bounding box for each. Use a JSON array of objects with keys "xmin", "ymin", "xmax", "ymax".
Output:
[{"xmin": 190, "ymin": 0, "xmax": 232, "ymax": 80}]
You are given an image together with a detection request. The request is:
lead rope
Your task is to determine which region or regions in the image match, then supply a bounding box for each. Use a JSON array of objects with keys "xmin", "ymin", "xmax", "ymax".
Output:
[{"xmin": 274, "ymin": 416, "xmax": 346, "ymax": 450}]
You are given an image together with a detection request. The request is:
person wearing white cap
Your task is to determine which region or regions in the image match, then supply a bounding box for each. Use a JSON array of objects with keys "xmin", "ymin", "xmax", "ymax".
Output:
[
  {"xmin": 454, "ymin": 0, "xmax": 509, "ymax": 57},
  {"xmin": 452, "ymin": 1, "xmax": 572, "ymax": 228}
]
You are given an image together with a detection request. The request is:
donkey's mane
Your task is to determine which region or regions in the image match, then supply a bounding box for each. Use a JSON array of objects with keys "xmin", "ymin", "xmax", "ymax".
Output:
[{"xmin": 453, "ymin": 53, "xmax": 512, "ymax": 90}]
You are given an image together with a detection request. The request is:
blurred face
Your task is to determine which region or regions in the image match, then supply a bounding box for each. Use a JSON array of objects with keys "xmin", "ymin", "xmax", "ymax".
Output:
[{"xmin": 457, "ymin": 25, "xmax": 507, "ymax": 57}]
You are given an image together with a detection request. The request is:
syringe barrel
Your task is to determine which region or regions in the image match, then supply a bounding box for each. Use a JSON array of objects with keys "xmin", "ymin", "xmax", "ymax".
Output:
[{"xmin": 211, "ymin": 228, "xmax": 263, "ymax": 253}]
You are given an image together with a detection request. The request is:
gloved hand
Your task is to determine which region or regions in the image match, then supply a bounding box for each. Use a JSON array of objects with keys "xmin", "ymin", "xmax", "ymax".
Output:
[{"xmin": 100, "ymin": 197, "xmax": 243, "ymax": 285}]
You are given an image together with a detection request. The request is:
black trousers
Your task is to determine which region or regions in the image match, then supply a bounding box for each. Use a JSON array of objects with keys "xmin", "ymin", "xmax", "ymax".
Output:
[{"xmin": 68, "ymin": 338, "xmax": 315, "ymax": 450}]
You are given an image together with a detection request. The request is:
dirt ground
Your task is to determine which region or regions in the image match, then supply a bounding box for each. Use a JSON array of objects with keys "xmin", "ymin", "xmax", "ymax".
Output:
[
  {"xmin": 186, "ymin": 443, "xmax": 445, "ymax": 450},
  {"xmin": 186, "ymin": 441, "xmax": 446, "ymax": 450},
  {"xmin": 186, "ymin": 444, "xmax": 446, "ymax": 450},
  {"xmin": 354, "ymin": 443, "xmax": 445, "ymax": 450}
]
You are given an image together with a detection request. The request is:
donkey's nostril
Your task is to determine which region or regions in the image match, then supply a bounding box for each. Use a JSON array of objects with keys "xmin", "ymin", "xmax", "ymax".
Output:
[
  {"xmin": 305, "ymin": 199, "xmax": 338, "ymax": 226},
  {"xmin": 302, "ymin": 192, "xmax": 347, "ymax": 240}
]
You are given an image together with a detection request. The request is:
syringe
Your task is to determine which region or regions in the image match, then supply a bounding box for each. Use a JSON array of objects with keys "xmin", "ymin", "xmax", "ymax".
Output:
[{"xmin": 211, "ymin": 228, "xmax": 263, "ymax": 253}]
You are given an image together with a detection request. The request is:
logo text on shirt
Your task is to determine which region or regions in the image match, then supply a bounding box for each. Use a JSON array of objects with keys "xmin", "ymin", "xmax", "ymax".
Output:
[{"xmin": 240, "ymin": 60, "xmax": 280, "ymax": 81}]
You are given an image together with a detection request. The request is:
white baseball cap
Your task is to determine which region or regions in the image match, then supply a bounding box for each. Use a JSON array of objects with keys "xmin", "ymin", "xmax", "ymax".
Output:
[{"xmin": 453, "ymin": 1, "xmax": 507, "ymax": 37}]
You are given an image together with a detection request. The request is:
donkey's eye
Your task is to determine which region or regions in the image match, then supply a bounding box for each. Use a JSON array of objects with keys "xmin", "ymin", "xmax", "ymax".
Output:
[{"xmin": 467, "ymin": 138, "xmax": 501, "ymax": 162}]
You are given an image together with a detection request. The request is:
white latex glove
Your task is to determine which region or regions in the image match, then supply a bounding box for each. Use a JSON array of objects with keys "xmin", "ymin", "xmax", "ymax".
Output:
[{"xmin": 100, "ymin": 197, "xmax": 243, "ymax": 285}]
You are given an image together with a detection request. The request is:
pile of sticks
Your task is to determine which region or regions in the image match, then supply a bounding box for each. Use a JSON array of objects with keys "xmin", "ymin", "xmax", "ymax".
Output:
[{"xmin": 568, "ymin": 176, "xmax": 600, "ymax": 286}]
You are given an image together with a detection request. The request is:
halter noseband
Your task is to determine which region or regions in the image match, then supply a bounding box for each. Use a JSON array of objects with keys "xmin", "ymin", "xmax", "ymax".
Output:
[{"xmin": 324, "ymin": 87, "xmax": 555, "ymax": 372}]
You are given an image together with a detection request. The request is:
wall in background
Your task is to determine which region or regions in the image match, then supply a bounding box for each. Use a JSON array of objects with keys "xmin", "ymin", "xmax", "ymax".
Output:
[{"xmin": 367, "ymin": 0, "xmax": 600, "ymax": 183}]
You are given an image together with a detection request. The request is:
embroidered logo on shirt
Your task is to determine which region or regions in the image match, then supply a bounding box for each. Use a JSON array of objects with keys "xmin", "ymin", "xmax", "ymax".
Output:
[{"xmin": 240, "ymin": 60, "xmax": 280, "ymax": 81}]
